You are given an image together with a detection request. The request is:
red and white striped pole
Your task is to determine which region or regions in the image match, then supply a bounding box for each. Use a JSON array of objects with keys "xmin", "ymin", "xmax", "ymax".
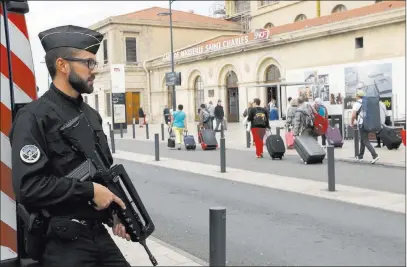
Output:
[{"xmin": 1, "ymin": 1, "xmax": 37, "ymax": 263}]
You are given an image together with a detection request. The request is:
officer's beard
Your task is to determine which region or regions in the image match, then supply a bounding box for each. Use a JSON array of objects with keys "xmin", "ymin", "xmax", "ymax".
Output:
[{"xmin": 68, "ymin": 70, "xmax": 95, "ymax": 94}]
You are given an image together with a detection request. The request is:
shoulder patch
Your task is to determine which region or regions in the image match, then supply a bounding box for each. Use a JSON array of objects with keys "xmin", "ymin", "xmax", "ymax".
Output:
[{"xmin": 20, "ymin": 145, "xmax": 41, "ymax": 164}]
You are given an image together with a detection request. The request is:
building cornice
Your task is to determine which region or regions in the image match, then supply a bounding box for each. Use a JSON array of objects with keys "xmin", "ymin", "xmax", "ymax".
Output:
[{"xmin": 145, "ymin": 7, "xmax": 405, "ymax": 70}]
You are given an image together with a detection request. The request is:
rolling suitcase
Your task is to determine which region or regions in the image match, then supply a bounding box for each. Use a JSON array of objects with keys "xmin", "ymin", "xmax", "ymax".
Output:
[
  {"xmin": 379, "ymin": 127, "xmax": 402, "ymax": 150},
  {"xmin": 326, "ymin": 127, "xmax": 344, "ymax": 148},
  {"xmin": 183, "ymin": 131, "xmax": 196, "ymax": 150},
  {"xmin": 266, "ymin": 135, "xmax": 285, "ymax": 159},
  {"xmin": 294, "ymin": 135, "xmax": 326, "ymax": 164},
  {"xmin": 285, "ymin": 131, "xmax": 295, "ymax": 149},
  {"xmin": 198, "ymin": 129, "xmax": 218, "ymax": 150}
]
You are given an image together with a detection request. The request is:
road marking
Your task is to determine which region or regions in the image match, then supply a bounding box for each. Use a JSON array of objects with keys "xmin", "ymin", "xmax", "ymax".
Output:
[{"xmin": 114, "ymin": 150, "xmax": 405, "ymax": 214}]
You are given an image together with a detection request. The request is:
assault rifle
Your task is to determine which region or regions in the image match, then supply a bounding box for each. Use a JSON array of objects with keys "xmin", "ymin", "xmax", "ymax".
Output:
[{"xmin": 60, "ymin": 114, "xmax": 157, "ymax": 266}]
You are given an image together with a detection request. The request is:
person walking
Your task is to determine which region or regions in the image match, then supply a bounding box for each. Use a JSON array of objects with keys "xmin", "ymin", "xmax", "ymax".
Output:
[
  {"xmin": 375, "ymin": 99, "xmax": 389, "ymax": 148},
  {"xmin": 163, "ymin": 105, "xmax": 170, "ymax": 125},
  {"xmin": 214, "ymin": 100, "xmax": 225, "ymax": 133},
  {"xmin": 207, "ymin": 101, "xmax": 215, "ymax": 129},
  {"xmin": 351, "ymin": 90, "xmax": 380, "ymax": 163},
  {"xmin": 247, "ymin": 98, "xmax": 271, "ymax": 158},
  {"xmin": 171, "ymin": 104, "xmax": 187, "ymax": 150},
  {"xmin": 199, "ymin": 103, "xmax": 212, "ymax": 130},
  {"xmin": 314, "ymin": 97, "xmax": 328, "ymax": 146},
  {"xmin": 138, "ymin": 106, "xmax": 145, "ymax": 128},
  {"xmin": 293, "ymin": 96, "xmax": 317, "ymax": 139}
]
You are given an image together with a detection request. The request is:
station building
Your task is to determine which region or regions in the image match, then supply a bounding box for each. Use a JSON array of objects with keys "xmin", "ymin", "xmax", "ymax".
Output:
[{"xmin": 89, "ymin": 1, "xmax": 406, "ymax": 126}]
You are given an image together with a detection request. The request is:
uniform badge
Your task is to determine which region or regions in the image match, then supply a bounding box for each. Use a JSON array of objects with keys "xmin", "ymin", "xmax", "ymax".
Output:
[{"xmin": 20, "ymin": 145, "xmax": 41, "ymax": 164}]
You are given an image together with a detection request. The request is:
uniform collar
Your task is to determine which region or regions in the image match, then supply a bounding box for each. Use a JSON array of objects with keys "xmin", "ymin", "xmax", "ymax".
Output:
[{"xmin": 50, "ymin": 83, "xmax": 83, "ymax": 106}]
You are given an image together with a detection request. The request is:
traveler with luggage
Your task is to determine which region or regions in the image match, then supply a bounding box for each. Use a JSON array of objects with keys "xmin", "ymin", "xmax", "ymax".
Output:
[
  {"xmin": 314, "ymin": 98, "xmax": 329, "ymax": 146},
  {"xmin": 351, "ymin": 90, "xmax": 380, "ymax": 163},
  {"xmin": 285, "ymin": 98, "xmax": 298, "ymax": 149},
  {"xmin": 199, "ymin": 103, "xmax": 212, "ymax": 130},
  {"xmin": 207, "ymin": 101, "xmax": 215, "ymax": 129},
  {"xmin": 293, "ymin": 96, "xmax": 317, "ymax": 139},
  {"xmin": 138, "ymin": 107, "xmax": 146, "ymax": 128},
  {"xmin": 171, "ymin": 104, "xmax": 187, "ymax": 150},
  {"xmin": 214, "ymin": 100, "xmax": 225, "ymax": 133},
  {"xmin": 247, "ymin": 98, "xmax": 271, "ymax": 158},
  {"xmin": 375, "ymin": 100, "xmax": 389, "ymax": 148}
]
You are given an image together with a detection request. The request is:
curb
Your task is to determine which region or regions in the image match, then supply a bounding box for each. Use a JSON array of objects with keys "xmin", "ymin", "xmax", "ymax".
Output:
[{"xmin": 113, "ymin": 138, "xmax": 405, "ymax": 169}]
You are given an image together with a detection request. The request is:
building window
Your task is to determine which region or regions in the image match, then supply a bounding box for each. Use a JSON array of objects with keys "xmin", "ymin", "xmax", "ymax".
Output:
[
  {"xmin": 106, "ymin": 92, "xmax": 112, "ymax": 117},
  {"xmin": 235, "ymin": 0, "xmax": 250, "ymax": 13},
  {"xmin": 259, "ymin": 0, "xmax": 278, "ymax": 7},
  {"xmin": 125, "ymin": 37, "xmax": 138, "ymax": 63},
  {"xmin": 226, "ymin": 71, "xmax": 238, "ymax": 88},
  {"xmin": 265, "ymin": 65, "xmax": 281, "ymax": 82},
  {"xmin": 294, "ymin": 14, "xmax": 307, "ymax": 22},
  {"xmin": 95, "ymin": 94, "xmax": 99, "ymax": 112},
  {"xmin": 194, "ymin": 76, "xmax": 204, "ymax": 118},
  {"xmin": 264, "ymin": 22, "xmax": 274, "ymax": 28},
  {"xmin": 332, "ymin": 4, "xmax": 347, "ymax": 14},
  {"xmin": 103, "ymin": 39, "xmax": 108, "ymax": 64},
  {"xmin": 355, "ymin": 37, "xmax": 363, "ymax": 49}
]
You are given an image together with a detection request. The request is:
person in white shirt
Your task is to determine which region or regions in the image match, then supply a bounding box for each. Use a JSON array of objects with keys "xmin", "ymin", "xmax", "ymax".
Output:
[{"xmin": 351, "ymin": 90, "xmax": 379, "ymax": 164}]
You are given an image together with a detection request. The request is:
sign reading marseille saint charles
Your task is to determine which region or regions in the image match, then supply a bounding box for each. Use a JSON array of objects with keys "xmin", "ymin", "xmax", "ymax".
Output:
[{"xmin": 162, "ymin": 28, "xmax": 271, "ymax": 61}]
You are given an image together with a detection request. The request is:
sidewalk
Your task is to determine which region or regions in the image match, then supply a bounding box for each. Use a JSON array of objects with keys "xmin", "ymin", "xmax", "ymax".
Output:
[
  {"xmin": 108, "ymin": 228, "xmax": 205, "ymax": 266},
  {"xmin": 105, "ymin": 122, "xmax": 406, "ymax": 168}
]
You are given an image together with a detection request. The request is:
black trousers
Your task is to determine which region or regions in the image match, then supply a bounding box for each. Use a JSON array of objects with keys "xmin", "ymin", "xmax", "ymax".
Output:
[{"xmin": 42, "ymin": 218, "xmax": 129, "ymax": 267}]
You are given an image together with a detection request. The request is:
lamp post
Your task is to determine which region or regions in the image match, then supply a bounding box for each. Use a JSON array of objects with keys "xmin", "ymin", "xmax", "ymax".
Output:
[
  {"xmin": 158, "ymin": 0, "xmax": 176, "ymax": 111},
  {"xmin": 40, "ymin": 60, "xmax": 50, "ymax": 89}
]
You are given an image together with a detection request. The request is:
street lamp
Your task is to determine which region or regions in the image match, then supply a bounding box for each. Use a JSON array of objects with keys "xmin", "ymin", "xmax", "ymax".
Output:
[
  {"xmin": 40, "ymin": 60, "xmax": 50, "ymax": 89},
  {"xmin": 158, "ymin": 0, "xmax": 176, "ymax": 112}
]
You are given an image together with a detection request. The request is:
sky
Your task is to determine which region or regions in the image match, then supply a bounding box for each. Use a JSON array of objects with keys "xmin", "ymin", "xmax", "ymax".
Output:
[{"xmin": 25, "ymin": 1, "xmax": 218, "ymax": 96}]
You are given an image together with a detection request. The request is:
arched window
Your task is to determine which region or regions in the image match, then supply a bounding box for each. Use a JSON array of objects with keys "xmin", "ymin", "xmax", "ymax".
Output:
[
  {"xmin": 194, "ymin": 76, "xmax": 204, "ymax": 118},
  {"xmin": 265, "ymin": 65, "xmax": 281, "ymax": 82},
  {"xmin": 264, "ymin": 22, "xmax": 274, "ymax": 29},
  {"xmin": 332, "ymin": 4, "xmax": 347, "ymax": 14},
  {"xmin": 226, "ymin": 71, "xmax": 238, "ymax": 88},
  {"xmin": 294, "ymin": 14, "xmax": 307, "ymax": 22}
]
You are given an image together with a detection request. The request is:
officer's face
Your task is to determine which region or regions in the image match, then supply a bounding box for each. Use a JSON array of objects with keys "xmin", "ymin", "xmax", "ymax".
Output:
[{"xmin": 67, "ymin": 50, "xmax": 97, "ymax": 94}]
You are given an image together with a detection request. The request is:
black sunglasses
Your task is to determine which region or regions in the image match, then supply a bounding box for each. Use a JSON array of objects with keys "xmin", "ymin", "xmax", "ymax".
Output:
[{"xmin": 63, "ymin": 57, "xmax": 98, "ymax": 70}]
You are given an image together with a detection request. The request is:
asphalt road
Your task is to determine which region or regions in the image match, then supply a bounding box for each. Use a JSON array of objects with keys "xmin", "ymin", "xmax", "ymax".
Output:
[
  {"xmin": 114, "ymin": 139, "xmax": 406, "ymax": 194},
  {"xmin": 117, "ymin": 159, "xmax": 405, "ymax": 266}
]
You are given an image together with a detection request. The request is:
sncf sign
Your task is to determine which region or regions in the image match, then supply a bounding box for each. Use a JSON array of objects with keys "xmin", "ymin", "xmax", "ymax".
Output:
[{"xmin": 254, "ymin": 29, "xmax": 270, "ymax": 41}]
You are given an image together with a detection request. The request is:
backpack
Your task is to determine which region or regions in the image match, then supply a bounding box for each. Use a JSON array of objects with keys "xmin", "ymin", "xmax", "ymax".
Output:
[
  {"xmin": 251, "ymin": 108, "xmax": 267, "ymax": 127},
  {"xmin": 296, "ymin": 105, "xmax": 314, "ymax": 133},
  {"xmin": 202, "ymin": 108, "xmax": 211, "ymax": 123},
  {"xmin": 318, "ymin": 106, "xmax": 326, "ymax": 117},
  {"xmin": 357, "ymin": 96, "xmax": 381, "ymax": 132}
]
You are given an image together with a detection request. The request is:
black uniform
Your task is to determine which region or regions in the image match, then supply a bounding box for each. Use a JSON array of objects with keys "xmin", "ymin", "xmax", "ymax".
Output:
[{"xmin": 9, "ymin": 25, "xmax": 129, "ymax": 267}]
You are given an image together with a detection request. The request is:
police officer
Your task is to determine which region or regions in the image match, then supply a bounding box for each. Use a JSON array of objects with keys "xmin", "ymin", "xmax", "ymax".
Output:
[{"xmin": 9, "ymin": 25, "xmax": 131, "ymax": 266}]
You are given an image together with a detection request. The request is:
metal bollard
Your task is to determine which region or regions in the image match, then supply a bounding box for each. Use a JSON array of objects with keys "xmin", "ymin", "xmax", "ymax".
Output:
[
  {"xmin": 209, "ymin": 207, "xmax": 226, "ymax": 267},
  {"xmin": 220, "ymin": 138, "xmax": 226, "ymax": 173},
  {"xmin": 161, "ymin": 123, "xmax": 165, "ymax": 141},
  {"xmin": 354, "ymin": 127, "xmax": 359, "ymax": 158},
  {"xmin": 220, "ymin": 123, "xmax": 225, "ymax": 139},
  {"xmin": 110, "ymin": 129, "xmax": 115, "ymax": 154},
  {"xmin": 246, "ymin": 131, "xmax": 251, "ymax": 148},
  {"xmin": 327, "ymin": 145, "xmax": 335, "ymax": 192},
  {"xmin": 120, "ymin": 123, "xmax": 123, "ymax": 138},
  {"xmin": 154, "ymin": 133, "xmax": 159, "ymax": 161},
  {"xmin": 132, "ymin": 122, "xmax": 135, "ymax": 139},
  {"xmin": 146, "ymin": 123, "xmax": 150, "ymax": 140}
]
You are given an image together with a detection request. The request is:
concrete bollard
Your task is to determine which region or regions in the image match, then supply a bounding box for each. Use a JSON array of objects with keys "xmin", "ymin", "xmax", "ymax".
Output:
[
  {"xmin": 154, "ymin": 133, "xmax": 159, "ymax": 161},
  {"xmin": 110, "ymin": 129, "xmax": 115, "ymax": 154},
  {"xmin": 120, "ymin": 123, "xmax": 123, "ymax": 138},
  {"xmin": 161, "ymin": 123, "xmax": 165, "ymax": 141},
  {"xmin": 327, "ymin": 145, "xmax": 335, "ymax": 192},
  {"xmin": 354, "ymin": 127, "xmax": 359, "ymax": 158},
  {"xmin": 146, "ymin": 123, "xmax": 150, "ymax": 140},
  {"xmin": 209, "ymin": 207, "xmax": 226, "ymax": 267}
]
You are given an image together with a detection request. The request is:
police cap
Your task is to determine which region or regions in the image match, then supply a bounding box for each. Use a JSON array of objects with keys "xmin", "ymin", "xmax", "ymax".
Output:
[{"xmin": 38, "ymin": 25, "xmax": 103, "ymax": 55}]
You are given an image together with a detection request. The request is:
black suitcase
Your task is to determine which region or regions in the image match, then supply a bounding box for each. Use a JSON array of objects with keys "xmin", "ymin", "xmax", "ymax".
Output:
[
  {"xmin": 198, "ymin": 129, "xmax": 218, "ymax": 150},
  {"xmin": 294, "ymin": 135, "xmax": 326, "ymax": 164},
  {"xmin": 379, "ymin": 127, "xmax": 402, "ymax": 150},
  {"xmin": 266, "ymin": 135, "xmax": 285, "ymax": 159}
]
